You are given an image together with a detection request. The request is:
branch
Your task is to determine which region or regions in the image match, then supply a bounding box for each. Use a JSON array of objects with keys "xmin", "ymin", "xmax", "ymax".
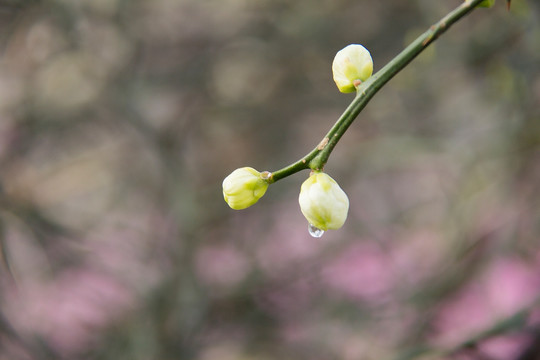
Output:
[{"xmin": 269, "ymin": 0, "xmax": 487, "ymax": 183}]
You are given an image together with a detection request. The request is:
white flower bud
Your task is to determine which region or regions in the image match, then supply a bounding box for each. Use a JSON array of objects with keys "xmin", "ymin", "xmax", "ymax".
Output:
[
  {"xmin": 332, "ymin": 44, "xmax": 373, "ymax": 93},
  {"xmin": 223, "ymin": 167, "xmax": 269, "ymax": 210},
  {"xmin": 298, "ymin": 172, "xmax": 349, "ymax": 231}
]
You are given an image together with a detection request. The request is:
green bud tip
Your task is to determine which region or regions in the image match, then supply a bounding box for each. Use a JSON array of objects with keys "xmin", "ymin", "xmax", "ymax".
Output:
[{"xmin": 468, "ymin": 0, "xmax": 495, "ymax": 8}]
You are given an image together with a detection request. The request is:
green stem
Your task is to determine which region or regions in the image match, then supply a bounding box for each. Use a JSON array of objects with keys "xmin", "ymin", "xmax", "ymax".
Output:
[{"xmin": 269, "ymin": 0, "xmax": 486, "ymax": 183}]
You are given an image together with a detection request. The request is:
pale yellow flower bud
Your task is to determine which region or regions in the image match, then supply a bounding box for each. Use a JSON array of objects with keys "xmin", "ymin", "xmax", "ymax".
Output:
[
  {"xmin": 223, "ymin": 167, "xmax": 269, "ymax": 210},
  {"xmin": 298, "ymin": 172, "xmax": 349, "ymax": 231},
  {"xmin": 332, "ymin": 44, "xmax": 373, "ymax": 93}
]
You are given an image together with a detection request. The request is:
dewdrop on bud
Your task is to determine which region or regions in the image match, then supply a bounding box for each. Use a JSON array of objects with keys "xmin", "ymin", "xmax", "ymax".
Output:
[
  {"xmin": 223, "ymin": 167, "xmax": 270, "ymax": 210},
  {"xmin": 298, "ymin": 172, "xmax": 349, "ymax": 235},
  {"xmin": 332, "ymin": 44, "xmax": 373, "ymax": 93}
]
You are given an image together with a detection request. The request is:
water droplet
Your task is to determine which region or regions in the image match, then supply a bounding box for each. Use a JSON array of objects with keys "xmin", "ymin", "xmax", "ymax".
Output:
[
  {"xmin": 308, "ymin": 223, "xmax": 324, "ymax": 238},
  {"xmin": 261, "ymin": 171, "xmax": 272, "ymax": 181}
]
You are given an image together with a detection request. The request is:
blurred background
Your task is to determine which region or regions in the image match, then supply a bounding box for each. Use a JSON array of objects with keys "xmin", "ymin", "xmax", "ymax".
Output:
[{"xmin": 0, "ymin": 0, "xmax": 539, "ymax": 359}]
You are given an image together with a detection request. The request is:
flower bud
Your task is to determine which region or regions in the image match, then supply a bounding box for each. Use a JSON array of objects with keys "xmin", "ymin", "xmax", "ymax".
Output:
[
  {"xmin": 332, "ymin": 44, "xmax": 373, "ymax": 93},
  {"xmin": 223, "ymin": 167, "xmax": 269, "ymax": 210},
  {"xmin": 298, "ymin": 172, "xmax": 349, "ymax": 231}
]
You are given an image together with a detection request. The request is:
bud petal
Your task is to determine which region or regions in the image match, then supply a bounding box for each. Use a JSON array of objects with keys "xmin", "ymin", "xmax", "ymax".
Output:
[
  {"xmin": 298, "ymin": 172, "xmax": 349, "ymax": 231},
  {"xmin": 332, "ymin": 44, "xmax": 373, "ymax": 93},
  {"xmin": 223, "ymin": 167, "xmax": 269, "ymax": 210}
]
